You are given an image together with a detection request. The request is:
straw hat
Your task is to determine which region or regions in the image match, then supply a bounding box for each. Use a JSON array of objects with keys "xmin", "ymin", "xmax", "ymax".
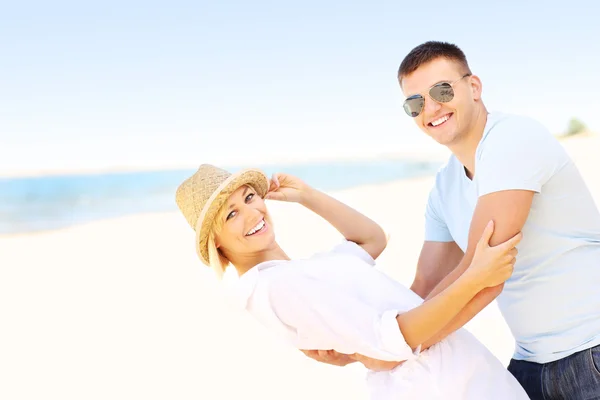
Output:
[{"xmin": 175, "ymin": 164, "xmax": 269, "ymax": 265}]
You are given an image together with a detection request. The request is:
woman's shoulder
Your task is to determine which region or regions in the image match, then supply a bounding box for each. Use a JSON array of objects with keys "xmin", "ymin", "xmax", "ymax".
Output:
[{"xmin": 310, "ymin": 240, "xmax": 376, "ymax": 266}]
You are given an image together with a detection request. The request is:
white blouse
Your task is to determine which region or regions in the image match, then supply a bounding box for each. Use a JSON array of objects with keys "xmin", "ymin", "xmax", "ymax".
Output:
[{"xmin": 232, "ymin": 241, "xmax": 529, "ymax": 400}]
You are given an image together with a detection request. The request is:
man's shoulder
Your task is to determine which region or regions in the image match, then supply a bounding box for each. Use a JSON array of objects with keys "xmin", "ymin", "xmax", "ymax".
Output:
[
  {"xmin": 483, "ymin": 112, "xmax": 553, "ymax": 142},
  {"xmin": 483, "ymin": 112, "xmax": 551, "ymax": 140},
  {"xmin": 478, "ymin": 112, "xmax": 560, "ymax": 159}
]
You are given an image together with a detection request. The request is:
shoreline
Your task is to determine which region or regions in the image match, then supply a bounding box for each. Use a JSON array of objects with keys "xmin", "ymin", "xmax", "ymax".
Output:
[
  {"xmin": 0, "ymin": 175, "xmax": 434, "ymax": 239},
  {"xmin": 3, "ymin": 133, "xmax": 597, "ymax": 238}
]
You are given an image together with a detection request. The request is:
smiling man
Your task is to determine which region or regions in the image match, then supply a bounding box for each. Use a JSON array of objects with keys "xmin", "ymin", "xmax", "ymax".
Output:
[{"xmin": 398, "ymin": 41, "xmax": 600, "ymax": 399}]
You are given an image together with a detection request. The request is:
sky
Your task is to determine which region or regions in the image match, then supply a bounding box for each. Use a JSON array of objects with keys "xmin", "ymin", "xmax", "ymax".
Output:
[{"xmin": 1, "ymin": 0, "xmax": 598, "ymax": 175}]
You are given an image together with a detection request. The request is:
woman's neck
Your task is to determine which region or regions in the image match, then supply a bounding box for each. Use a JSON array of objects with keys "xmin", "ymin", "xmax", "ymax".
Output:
[{"xmin": 229, "ymin": 243, "xmax": 290, "ymax": 276}]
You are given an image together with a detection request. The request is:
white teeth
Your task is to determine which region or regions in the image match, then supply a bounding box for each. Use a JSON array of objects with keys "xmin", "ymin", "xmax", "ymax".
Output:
[
  {"xmin": 246, "ymin": 220, "xmax": 265, "ymax": 236},
  {"xmin": 431, "ymin": 114, "xmax": 450, "ymax": 127}
]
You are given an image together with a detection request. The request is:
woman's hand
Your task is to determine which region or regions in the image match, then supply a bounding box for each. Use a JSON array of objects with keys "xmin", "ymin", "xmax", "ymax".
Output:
[
  {"xmin": 265, "ymin": 173, "xmax": 312, "ymax": 204},
  {"xmin": 466, "ymin": 220, "xmax": 522, "ymax": 289}
]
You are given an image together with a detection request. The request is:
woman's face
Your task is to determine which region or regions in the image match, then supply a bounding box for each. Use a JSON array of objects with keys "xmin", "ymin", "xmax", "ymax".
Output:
[{"xmin": 215, "ymin": 185, "xmax": 275, "ymax": 258}]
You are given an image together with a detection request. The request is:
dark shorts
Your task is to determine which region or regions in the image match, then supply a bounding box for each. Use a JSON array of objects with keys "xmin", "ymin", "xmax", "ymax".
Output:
[{"xmin": 508, "ymin": 344, "xmax": 600, "ymax": 400}]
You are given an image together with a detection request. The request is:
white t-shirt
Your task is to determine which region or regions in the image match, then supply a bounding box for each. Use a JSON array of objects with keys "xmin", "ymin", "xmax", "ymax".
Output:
[
  {"xmin": 425, "ymin": 111, "xmax": 600, "ymax": 363},
  {"xmin": 232, "ymin": 241, "xmax": 528, "ymax": 400}
]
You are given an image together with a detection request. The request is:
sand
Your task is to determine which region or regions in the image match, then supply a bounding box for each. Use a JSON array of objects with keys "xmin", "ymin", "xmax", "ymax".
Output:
[{"xmin": 1, "ymin": 135, "xmax": 598, "ymax": 400}]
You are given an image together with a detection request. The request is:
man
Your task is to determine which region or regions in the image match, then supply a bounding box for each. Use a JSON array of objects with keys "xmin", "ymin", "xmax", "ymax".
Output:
[{"xmin": 396, "ymin": 41, "xmax": 600, "ymax": 399}]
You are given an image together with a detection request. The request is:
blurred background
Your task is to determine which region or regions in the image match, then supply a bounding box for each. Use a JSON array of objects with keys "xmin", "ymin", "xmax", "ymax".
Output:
[{"xmin": 1, "ymin": 1, "xmax": 598, "ymax": 399}]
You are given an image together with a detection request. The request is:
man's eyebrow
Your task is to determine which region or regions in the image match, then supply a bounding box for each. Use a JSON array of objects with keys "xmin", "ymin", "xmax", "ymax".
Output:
[
  {"xmin": 405, "ymin": 80, "xmax": 451, "ymax": 97},
  {"xmin": 432, "ymin": 79, "xmax": 453, "ymax": 86}
]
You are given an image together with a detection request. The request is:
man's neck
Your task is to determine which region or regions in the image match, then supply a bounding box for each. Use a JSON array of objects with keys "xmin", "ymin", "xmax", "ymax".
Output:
[{"xmin": 448, "ymin": 106, "xmax": 488, "ymax": 179}]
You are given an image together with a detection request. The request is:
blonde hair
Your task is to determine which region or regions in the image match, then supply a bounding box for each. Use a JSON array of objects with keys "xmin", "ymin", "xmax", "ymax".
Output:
[
  {"xmin": 206, "ymin": 185, "xmax": 256, "ymax": 278},
  {"xmin": 206, "ymin": 203, "xmax": 230, "ymax": 279}
]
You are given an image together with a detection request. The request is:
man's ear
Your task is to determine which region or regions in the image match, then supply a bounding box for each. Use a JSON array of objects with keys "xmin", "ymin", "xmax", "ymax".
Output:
[{"xmin": 469, "ymin": 74, "xmax": 483, "ymax": 101}]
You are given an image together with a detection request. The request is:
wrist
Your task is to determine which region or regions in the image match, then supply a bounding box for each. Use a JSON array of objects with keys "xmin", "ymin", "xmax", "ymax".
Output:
[
  {"xmin": 298, "ymin": 185, "xmax": 319, "ymax": 206},
  {"xmin": 454, "ymin": 271, "xmax": 484, "ymax": 295}
]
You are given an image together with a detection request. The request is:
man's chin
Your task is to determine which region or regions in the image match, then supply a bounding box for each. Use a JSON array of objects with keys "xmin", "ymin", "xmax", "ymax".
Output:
[{"xmin": 429, "ymin": 131, "xmax": 457, "ymax": 146}]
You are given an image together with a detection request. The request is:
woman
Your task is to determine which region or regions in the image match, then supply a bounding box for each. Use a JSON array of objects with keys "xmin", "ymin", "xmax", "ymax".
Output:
[{"xmin": 175, "ymin": 164, "xmax": 529, "ymax": 400}]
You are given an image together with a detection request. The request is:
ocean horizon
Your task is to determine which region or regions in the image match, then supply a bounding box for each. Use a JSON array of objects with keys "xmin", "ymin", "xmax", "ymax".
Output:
[{"xmin": 0, "ymin": 157, "xmax": 443, "ymax": 236}]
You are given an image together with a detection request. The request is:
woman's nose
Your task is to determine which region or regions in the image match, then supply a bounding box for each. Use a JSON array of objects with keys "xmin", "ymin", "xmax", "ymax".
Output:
[{"xmin": 242, "ymin": 204, "xmax": 262, "ymax": 221}]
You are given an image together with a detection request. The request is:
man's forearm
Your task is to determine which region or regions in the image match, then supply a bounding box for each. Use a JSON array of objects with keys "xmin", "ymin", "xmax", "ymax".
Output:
[
  {"xmin": 424, "ymin": 258, "xmax": 470, "ymax": 300},
  {"xmin": 411, "ymin": 241, "xmax": 465, "ymax": 299}
]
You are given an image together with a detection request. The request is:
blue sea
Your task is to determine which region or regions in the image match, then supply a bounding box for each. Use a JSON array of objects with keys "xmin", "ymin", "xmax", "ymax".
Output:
[{"xmin": 0, "ymin": 158, "xmax": 442, "ymax": 235}]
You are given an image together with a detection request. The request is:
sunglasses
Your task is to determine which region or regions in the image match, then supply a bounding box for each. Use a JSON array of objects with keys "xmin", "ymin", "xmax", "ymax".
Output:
[{"xmin": 403, "ymin": 73, "xmax": 472, "ymax": 118}]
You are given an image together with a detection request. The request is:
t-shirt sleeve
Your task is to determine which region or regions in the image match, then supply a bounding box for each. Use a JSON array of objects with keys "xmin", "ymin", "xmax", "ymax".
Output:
[
  {"xmin": 476, "ymin": 116, "xmax": 569, "ymax": 197},
  {"xmin": 268, "ymin": 274, "xmax": 419, "ymax": 362},
  {"xmin": 424, "ymin": 186, "xmax": 454, "ymax": 242}
]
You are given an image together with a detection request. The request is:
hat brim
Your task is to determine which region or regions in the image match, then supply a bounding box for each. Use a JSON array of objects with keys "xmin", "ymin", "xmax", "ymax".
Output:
[{"xmin": 194, "ymin": 168, "xmax": 269, "ymax": 265}]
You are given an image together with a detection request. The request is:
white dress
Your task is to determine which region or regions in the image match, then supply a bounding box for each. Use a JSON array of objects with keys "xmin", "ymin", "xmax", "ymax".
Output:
[{"xmin": 231, "ymin": 241, "xmax": 530, "ymax": 400}]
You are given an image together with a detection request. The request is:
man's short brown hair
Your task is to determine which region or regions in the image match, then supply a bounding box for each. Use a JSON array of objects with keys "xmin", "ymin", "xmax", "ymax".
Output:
[{"xmin": 398, "ymin": 41, "xmax": 472, "ymax": 83}]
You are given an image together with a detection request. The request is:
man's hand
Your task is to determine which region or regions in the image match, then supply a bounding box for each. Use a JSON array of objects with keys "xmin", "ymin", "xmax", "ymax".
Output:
[
  {"xmin": 301, "ymin": 349, "xmax": 402, "ymax": 371},
  {"xmin": 352, "ymin": 353, "xmax": 404, "ymax": 371},
  {"xmin": 300, "ymin": 349, "xmax": 356, "ymax": 367}
]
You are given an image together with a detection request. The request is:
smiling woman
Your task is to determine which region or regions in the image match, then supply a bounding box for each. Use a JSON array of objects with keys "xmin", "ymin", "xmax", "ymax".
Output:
[
  {"xmin": 209, "ymin": 184, "xmax": 278, "ymax": 277},
  {"xmin": 173, "ymin": 163, "xmax": 528, "ymax": 400}
]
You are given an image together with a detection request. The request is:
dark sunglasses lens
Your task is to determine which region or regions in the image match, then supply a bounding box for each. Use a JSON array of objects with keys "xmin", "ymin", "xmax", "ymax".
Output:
[
  {"xmin": 429, "ymin": 83, "xmax": 454, "ymax": 103},
  {"xmin": 403, "ymin": 96, "xmax": 425, "ymax": 117}
]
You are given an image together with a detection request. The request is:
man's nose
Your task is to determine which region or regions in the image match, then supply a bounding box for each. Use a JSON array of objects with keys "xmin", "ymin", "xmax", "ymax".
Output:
[{"xmin": 423, "ymin": 96, "xmax": 442, "ymax": 116}]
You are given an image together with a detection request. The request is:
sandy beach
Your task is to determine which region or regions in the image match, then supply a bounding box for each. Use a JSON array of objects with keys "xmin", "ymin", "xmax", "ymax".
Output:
[{"xmin": 1, "ymin": 135, "xmax": 598, "ymax": 400}]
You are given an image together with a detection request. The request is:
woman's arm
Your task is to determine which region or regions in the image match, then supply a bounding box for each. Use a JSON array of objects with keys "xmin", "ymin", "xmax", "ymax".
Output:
[
  {"xmin": 270, "ymin": 224, "xmax": 518, "ymax": 365},
  {"xmin": 398, "ymin": 221, "xmax": 519, "ymax": 350},
  {"xmin": 299, "ymin": 222, "xmax": 520, "ymax": 369},
  {"xmin": 396, "ymin": 267, "xmax": 482, "ymax": 350},
  {"xmin": 299, "ymin": 187, "xmax": 387, "ymax": 260},
  {"xmin": 419, "ymin": 286, "xmax": 498, "ymax": 350},
  {"xmin": 266, "ymin": 173, "xmax": 387, "ymax": 260}
]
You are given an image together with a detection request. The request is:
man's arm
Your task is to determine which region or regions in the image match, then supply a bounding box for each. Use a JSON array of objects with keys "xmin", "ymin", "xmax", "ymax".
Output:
[
  {"xmin": 420, "ymin": 116, "xmax": 566, "ymax": 343},
  {"xmin": 419, "ymin": 189, "xmax": 534, "ymax": 344},
  {"xmin": 396, "ymin": 220, "xmax": 521, "ymax": 351},
  {"xmin": 410, "ymin": 241, "xmax": 464, "ymax": 299},
  {"xmin": 301, "ymin": 190, "xmax": 531, "ymax": 369},
  {"xmin": 302, "ymin": 220, "xmax": 520, "ymax": 371}
]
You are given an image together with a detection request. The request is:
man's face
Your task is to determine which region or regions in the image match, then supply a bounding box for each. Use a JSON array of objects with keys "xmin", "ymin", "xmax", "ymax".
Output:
[{"xmin": 400, "ymin": 57, "xmax": 481, "ymax": 146}]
